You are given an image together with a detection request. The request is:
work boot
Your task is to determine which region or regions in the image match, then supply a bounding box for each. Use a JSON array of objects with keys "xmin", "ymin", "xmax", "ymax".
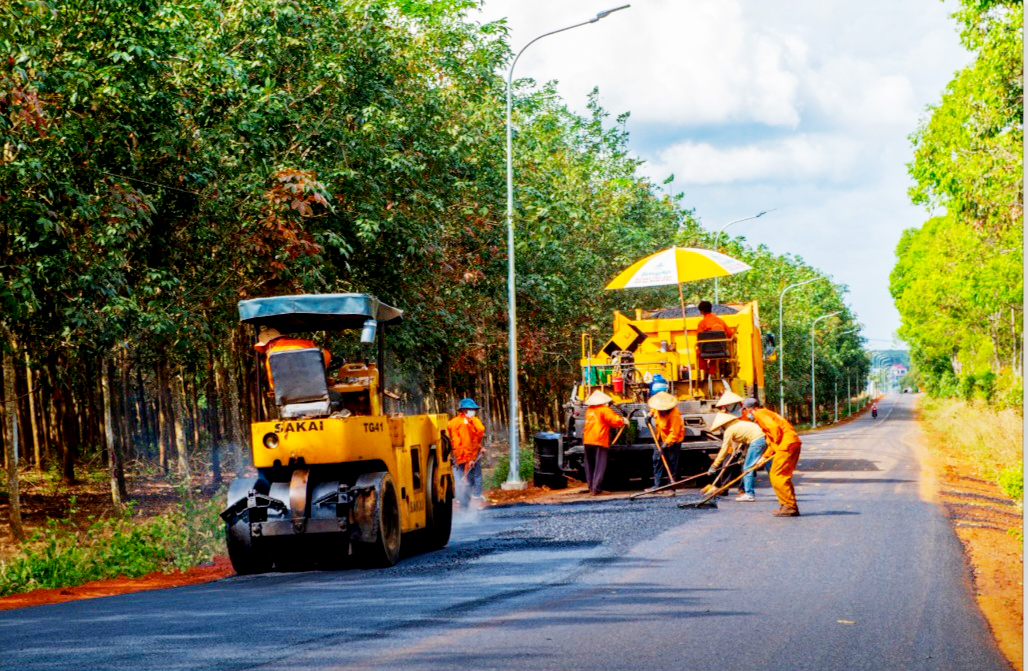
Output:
[
  {"xmin": 735, "ymin": 492, "xmax": 755, "ymax": 502},
  {"xmin": 772, "ymin": 506, "xmax": 800, "ymax": 517}
]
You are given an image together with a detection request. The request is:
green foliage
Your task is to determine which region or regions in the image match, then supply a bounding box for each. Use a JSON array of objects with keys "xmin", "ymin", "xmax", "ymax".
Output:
[
  {"xmin": 897, "ymin": 0, "xmax": 1022, "ymax": 403},
  {"xmin": 485, "ymin": 445, "xmax": 534, "ymax": 489},
  {"xmin": 0, "ymin": 494, "xmax": 224, "ymax": 597},
  {"xmin": 997, "ymin": 466, "xmax": 1023, "ymax": 503}
]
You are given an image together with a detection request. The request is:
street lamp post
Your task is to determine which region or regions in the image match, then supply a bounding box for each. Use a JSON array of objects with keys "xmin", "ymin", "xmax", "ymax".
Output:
[
  {"xmin": 810, "ymin": 311, "xmax": 841, "ymax": 428},
  {"xmin": 503, "ymin": 5, "xmax": 630, "ymax": 489},
  {"xmin": 777, "ymin": 278, "xmax": 824, "ymax": 419},
  {"xmin": 712, "ymin": 210, "xmax": 772, "ymax": 305},
  {"xmin": 831, "ymin": 327, "xmax": 859, "ymax": 422}
]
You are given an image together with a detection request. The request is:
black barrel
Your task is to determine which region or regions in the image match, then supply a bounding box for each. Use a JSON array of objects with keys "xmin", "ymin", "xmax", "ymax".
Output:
[{"xmin": 533, "ymin": 432, "xmax": 566, "ymax": 489}]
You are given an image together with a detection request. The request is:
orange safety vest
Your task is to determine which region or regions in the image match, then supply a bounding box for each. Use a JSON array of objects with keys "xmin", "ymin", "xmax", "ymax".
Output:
[
  {"xmin": 751, "ymin": 408, "xmax": 801, "ymax": 452},
  {"xmin": 650, "ymin": 407, "xmax": 685, "ymax": 445},
  {"xmin": 448, "ymin": 413, "xmax": 485, "ymax": 465},
  {"xmin": 583, "ymin": 405, "xmax": 625, "ymax": 448},
  {"xmin": 697, "ymin": 313, "xmax": 735, "ymax": 338}
]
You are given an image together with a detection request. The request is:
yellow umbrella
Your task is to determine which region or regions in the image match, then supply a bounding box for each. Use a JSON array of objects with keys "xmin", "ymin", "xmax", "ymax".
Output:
[
  {"xmin": 605, "ymin": 246, "xmax": 752, "ymax": 314},
  {"xmin": 606, "ymin": 247, "xmax": 751, "ymax": 289}
]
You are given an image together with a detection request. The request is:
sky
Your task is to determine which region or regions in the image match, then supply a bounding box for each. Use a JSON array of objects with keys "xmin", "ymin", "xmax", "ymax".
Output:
[{"xmin": 473, "ymin": 0, "xmax": 973, "ymax": 348}]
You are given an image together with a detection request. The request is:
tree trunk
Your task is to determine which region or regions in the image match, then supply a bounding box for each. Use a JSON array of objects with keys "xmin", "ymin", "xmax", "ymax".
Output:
[
  {"xmin": 100, "ymin": 359, "xmax": 124, "ymax": 509},
  {"xmin": 172, "ymin": 370, "xmax": 188, "ymax": 476},
  {"xmin": 3, "ymin": 335, "xmax": 24, "ymax": 540},
  {"xmin": 24, "ymin": 354, "xmax": 41, "ymax": 473},
  {"xmin": 157, "ymin": 364, "xmax": 169, "ymax": 474},
  {"xmin": 207, "ymin": 357, "xmax": 222, "ymax": 484}
]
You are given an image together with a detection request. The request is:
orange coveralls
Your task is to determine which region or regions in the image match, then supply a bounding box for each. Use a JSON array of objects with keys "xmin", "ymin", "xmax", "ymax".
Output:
[
  {"xmin": 649, "ymin": 407, "xmax": 685, "ymax": 444},
  {"xmin": 696, "ymin": 313, "xmax": 735, "ymax": 375},
  {"xmin": 447, "ymin": 414, "xmax": 486, "ymax": 466},
  {"xmin": 751, "ymin": 408, "xmax": 802, "ymax": 510},
  {"xmin": 583, "ymin": 406, "xmax": 625, "ymax": 448}
]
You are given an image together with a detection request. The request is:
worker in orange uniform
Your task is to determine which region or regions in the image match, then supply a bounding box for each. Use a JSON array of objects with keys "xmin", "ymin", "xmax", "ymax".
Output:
[
  {"xmin": 646, "ymin": 391, "xmax": 684, "ymax": 491},
  {"xmin": 741, "ymin": 397, "xmax": 801, "ymax": 516},
  {"xmin": 696, "ymin": 301, "xmax": 735, "ymax": 378},
  {"xmin": 582, "ymin": 390, "xmax": 625, "ymax": 495},
  {"xmin": 448, "ymin": 398, "xmax": 486, "ymax": 509},
  {"xmin": 254, "ymin": 327, "xmax": 331, "ymax": 391}
]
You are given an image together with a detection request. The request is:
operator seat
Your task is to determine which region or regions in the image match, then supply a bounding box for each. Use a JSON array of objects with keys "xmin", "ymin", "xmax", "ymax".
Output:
[{"xmin": 267, "ymin": 348, "xmax": 331, "ymax": 419}]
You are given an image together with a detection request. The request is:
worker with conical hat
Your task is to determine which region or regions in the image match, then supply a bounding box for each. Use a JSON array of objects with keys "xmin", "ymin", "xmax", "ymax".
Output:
[
  {"xmin": 646, "ymin": 391, "xmax": 684, "ymax": 491},
  {"xmin": 582, "ymin": 390, "xmax": 625, "ymax": 495},
  {"xmin": 715, "ymin": 390, "xmax": 744, "ymax": 416},
  {"xmin": 706, "ymin": 411, "xmax": 767, "ymax": 502},
  {"xmin": 741, "ymin": 397, "xmax": 802, "ymax": 516}
]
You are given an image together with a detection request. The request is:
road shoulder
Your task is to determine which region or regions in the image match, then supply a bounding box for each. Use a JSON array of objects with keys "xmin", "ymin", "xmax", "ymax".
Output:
[{"xmin": 911, "ymin": 404, "xmax": 1023, "ymax": 671}]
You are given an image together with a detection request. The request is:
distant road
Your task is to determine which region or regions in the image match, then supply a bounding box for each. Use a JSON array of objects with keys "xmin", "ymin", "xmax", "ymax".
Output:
[{"xmin": 0, "ymin": 393, "xmax": 1010, "ymax": 671}]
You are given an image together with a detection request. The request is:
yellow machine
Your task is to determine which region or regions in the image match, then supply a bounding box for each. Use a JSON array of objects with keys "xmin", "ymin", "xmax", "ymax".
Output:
[
  {"xmin": 222, "ymin": 294, "xmax": 454, "ymax": 573},
  {"xmin": 562, "ymin": 302, "xmax": 774, "ymax": 484}
]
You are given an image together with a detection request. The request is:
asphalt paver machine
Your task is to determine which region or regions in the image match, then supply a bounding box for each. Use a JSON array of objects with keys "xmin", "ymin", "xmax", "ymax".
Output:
[{"xmin": 221, "ymin": 293, "xmax": 454, "ymax": 573}]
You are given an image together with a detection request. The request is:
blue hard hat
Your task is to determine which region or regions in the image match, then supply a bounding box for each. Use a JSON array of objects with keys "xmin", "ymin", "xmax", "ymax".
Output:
[{"xmin": 458, "ymin": 398, "xmax": 480, "ymax": 410}]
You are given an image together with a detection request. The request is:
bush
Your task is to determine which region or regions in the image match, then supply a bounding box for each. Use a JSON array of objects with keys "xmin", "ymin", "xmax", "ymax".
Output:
[
  {"xmin": 0, "ymin": 493, "xmax": 225, "ymax": 597},
  {"xmin": 998, "ymin": 467, "xmax": 1023, "ymax": 502},
  {"xmin": 958, "ymin": 373, "xmax": 977, "ymax": 401},
  {"xmin": 485, "ymin": 444, "xmax": 534, "ymax": 489}
]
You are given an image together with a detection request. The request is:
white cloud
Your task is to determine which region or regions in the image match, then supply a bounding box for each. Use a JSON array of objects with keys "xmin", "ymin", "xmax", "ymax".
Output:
[
  {"xmin": 805, "ymin": 57, "xmax": 918, "ymax": 128},
  {"xmin": 477, "ymin": 0, "xmax": 808, "ymax": 127},
  {"xmin": 652, "ymin": 135, "xmax": 862, "ymax": 185}
]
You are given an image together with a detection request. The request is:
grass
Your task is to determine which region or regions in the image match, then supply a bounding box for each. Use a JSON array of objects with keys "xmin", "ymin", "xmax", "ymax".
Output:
[
  {"xmin": 920, "ymin": 396, "xmax": 1023, "ymax": 504},
  {"xmin": 484, "ymin": 443, "xmax": 535, "ymax": 490},
  {"xmin": 0, "ymin": 490, "xmax": 225, "ymax": 598}
]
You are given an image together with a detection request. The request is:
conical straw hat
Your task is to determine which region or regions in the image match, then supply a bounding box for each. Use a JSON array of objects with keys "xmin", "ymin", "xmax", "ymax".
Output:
[
  {"xmin": 710, "ymin": 412, "xmax": 739, "ymax": 432},
  {"xmin": 585, "ymin": 390, "xmax": 613, "ymax": 406},
  {"xmin": 647, "ymin": 391, "xmax": 678, "ymax": 412},
  {"xmin": 715, "ymin": 390, "xmax": 744, "ymax": 407}
]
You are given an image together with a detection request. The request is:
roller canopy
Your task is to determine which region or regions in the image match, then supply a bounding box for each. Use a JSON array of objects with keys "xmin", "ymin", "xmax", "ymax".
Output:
[{"xmin": 238, "ymin": 293, "xmax": 403, "ymax": 331}]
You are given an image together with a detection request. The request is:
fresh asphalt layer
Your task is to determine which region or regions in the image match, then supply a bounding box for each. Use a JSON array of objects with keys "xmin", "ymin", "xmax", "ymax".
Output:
[{"xmin": 0, "ymin": 394, "xmax": 1011, "ymax": 671}]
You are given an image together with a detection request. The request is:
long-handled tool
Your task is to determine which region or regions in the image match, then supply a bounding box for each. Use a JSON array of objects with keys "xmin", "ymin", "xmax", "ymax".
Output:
[
  {"xmin": 678, "ymin": 457, "xmax": 770, "ymax": 509},
  {"xmin": 700, "ymin": 445, "xmax": 745, "ymax": 495},
  {"xmin": 629, "ymin": 468, "xmax": 710, "ymax": 500},
  {"xmin": 645, "ymin": 418, "xmax": 676, "ymax": 486}
]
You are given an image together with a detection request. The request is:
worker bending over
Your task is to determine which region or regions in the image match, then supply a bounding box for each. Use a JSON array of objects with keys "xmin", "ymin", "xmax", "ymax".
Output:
[
  {"xmin": 582, "ymin": 390, "xmax": 625, "ymax": 495},
  {"xmin": 448, "ymin": 398, "xmax": 486, "ymax": 510},
  {"xmin": 741, "ymin": 398, "xmax": 802, "ymax": 516},
  {"xmin": 647, "ymin": 391, "xmax": 684, "ymax": 490},
  {"xmin": 707, "ymin": 412, "xmax": 767, "ymax": 502}
]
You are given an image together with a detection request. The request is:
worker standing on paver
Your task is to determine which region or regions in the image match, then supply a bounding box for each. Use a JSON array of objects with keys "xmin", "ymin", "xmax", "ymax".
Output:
[
  {"xmin": 582, "ymin": 390, "xmax": 626, "ymax": 495},
  {"xmin": 696, "ymin": 301, "xmax": 736, "ymax": 378},
  {"xmin": 707, "ymin": 412, "xmax": 767, "ymax": 502},
  {"xmin": 647, "ymin": 391, "xmax": 685, "ymax": 490},
  {"xmin": 741, "ymin": 398, "xmax": 802, "ymax": 516},
  {"xmin": 448, "ymin": 398, "xmax": 486, "ymax": 509}
]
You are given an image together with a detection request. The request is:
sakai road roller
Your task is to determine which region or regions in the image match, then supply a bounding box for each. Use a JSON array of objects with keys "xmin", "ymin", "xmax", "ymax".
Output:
[
  {"xmin": 221, "ymin": 293, "xmax": 454, "ymax": 573},
  {"xmin": 560, "ymin": 302, "xmax": 776, "ymax": 486}
]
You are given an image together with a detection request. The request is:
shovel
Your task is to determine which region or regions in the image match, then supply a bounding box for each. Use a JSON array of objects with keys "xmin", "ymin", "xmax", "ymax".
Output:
[
  {"xmin": 678, "ymin": 457, "xmax": 770, "ymax": 509},
  {"xmin": 629, "ymin": 469, "xmax": 710, "ymax": 500}
]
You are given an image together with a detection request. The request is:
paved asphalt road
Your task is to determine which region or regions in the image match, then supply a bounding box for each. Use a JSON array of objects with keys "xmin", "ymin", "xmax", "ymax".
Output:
[{"xmin": 0, "ymin": 393, "xmax": 1011, "ymax": 671}]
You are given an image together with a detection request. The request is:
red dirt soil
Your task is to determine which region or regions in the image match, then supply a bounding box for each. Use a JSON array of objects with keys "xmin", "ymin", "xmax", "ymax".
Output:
[{"xmin": 0, "ymin": 557, "xmax": 236, "ymax": 611}]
